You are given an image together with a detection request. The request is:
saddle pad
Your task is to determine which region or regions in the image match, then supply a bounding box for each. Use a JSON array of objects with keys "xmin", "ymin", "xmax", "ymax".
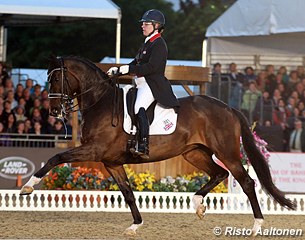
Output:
[{"xmin": 122, "ymin": 85, "xmax": 177, "ymax": 135}]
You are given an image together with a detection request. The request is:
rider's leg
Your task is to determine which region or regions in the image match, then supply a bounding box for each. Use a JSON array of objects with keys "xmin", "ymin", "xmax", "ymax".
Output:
[{"xmin": 136, "ymin": 107, "xmax": 149, "ymax": 159}]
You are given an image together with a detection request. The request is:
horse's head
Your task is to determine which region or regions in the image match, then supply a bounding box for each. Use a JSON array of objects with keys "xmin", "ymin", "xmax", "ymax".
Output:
[{"xmin": 47, "ymin": 56, "xmax": 81, "ymax": 118}]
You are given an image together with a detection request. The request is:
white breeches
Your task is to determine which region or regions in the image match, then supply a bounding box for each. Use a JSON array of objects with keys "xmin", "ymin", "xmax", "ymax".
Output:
[{"xmin": 134, "ymin": 77, "xmax": 155, "ymax": 114}]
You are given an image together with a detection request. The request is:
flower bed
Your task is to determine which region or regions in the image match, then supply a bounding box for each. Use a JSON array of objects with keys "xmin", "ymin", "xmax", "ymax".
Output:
[{"xmin": 42, "ymin": 165, "xmax": 228, "ymax": 193}]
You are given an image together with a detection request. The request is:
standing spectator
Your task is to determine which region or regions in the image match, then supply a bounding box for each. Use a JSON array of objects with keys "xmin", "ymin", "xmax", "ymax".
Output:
[
  {"xmin": 256, "ymin": 70, "xmax": 267, "ymax": 92},
  {"xmin": 227, "ymin": 62, "xmax": 244, "ymax": 109},
  {"xmin": 271, "ymin": 89, "xmax": 282, "ymax": 107},
  {"xmin": 31, "ymin": 84, "xmax": 42, "ymax": 100},
  {"xmin": 289, "ymin": 118, "xmax": 305, "ymax": 152},
  {"xmin": 273, "ymin": 98, "xmax": 290, "ymax": 151},
  {"xmin": 0, "ymin": 62, "xmax": 10, "ymax": 86},
  {"xmin": 296, "ymin": 66, "xmax": 305, "ymax": 80},
  {"xmin": 253, "ymin": 90, "xmax": 273, "ymax": 124},
  {"xmin": 25, "ymin": 78, "xmax": 34, "ymax": 94},
  {"xmin": 22, "ymin": 88, "xmax": 33, "ymax": 118},
  {"xmin": 241, "ymin": 81, "xmax": 262, "ymax": 123},
  {"xmin": 265, "ymin": 64, "xmax": 277, "ymax": 97},
  {"xmin": 14, "ymin": 83, "xmax": 24, "ymax": 102},
  {"xmin": 278, "ymin": 66, "xmax": 289, "ymax": 85},
  {"xmin": 243, "ymin": 66, "xmax": 256, "ymax": 87},
  {"xmin": 5, "ymin": 90, "xmax": 18, "ymax": 109},
  {"xmin": 3, "ymin": 78, "xmax": 14, "ymax": 97}
]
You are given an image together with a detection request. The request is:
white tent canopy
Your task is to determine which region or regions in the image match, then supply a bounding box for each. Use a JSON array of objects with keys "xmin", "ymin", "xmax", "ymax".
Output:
[
  {"xmin": 0, "ymin": 0, "xmax": 121, "ymax": 62},
  {"xmin": 205, "ymin": 0, "xmax": 305, "ymax": 69}
]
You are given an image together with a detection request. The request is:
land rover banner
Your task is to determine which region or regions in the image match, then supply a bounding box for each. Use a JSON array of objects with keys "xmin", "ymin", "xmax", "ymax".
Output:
[{"xmin": 0, "ymin": 147, "xmax": 65, "ymax": 189}]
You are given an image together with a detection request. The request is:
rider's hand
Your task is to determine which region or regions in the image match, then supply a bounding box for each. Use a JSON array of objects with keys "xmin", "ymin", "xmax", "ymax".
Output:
[
  {"xmin": 119, "ymin": 65, "xmax": 129, "ymax": 75},
  {"xmin": 107, "ymin": 67, "xmax": 119, "ymax": 76}
]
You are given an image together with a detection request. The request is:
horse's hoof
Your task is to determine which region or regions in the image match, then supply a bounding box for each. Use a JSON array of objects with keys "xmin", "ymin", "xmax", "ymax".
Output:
[
  {"xmin": 252, "ymin": 218, "xmax": 264, "ymax": 236},
  {"xmin": 196, "ymin": 205, "xmax": 206, "ymax": 220},
  {"xmin": 20, "ymin": 186, "xmax": 34, "ymax": 195},
  {"xmin": 124, "ymin": 221, "xmax": 143, "ymax": 236}
]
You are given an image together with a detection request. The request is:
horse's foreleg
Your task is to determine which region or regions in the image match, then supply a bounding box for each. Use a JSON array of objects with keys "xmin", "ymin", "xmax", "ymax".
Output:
[
  {"xmin": 20, "ymin": 145, "xmax": 96, "ymax": 195},
  {"xmin": 183, "ymin": 149, "xmax": 229, "ymax": 219},
  {"xmin": 104, "ymin": 164, "xmax": 143, "ymax": 236}
]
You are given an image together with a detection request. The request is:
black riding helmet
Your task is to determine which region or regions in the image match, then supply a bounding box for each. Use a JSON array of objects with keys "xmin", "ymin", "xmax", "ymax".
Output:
[{"xmin": 139, "ymin": 9, "xmax": 165, "ymax": 32}]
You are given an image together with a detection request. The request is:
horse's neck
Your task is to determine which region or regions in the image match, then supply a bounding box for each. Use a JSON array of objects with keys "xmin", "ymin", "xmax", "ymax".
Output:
[{"xmin": 77, "ymin": 80, "xmax": 116, "ymax": 115}]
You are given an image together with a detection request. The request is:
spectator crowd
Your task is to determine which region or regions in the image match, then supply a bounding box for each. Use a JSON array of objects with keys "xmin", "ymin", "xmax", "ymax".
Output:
[
  {"xmin": 209, "ymin": 62, "xmax": 305, "ymax": 152},
  {"xmin": 0, "ymin": 62, "xmax": 71, "ymax": 142},
  {"xmin": 0, "ymin": 60, "xmax": 304, "ymax": 152}
]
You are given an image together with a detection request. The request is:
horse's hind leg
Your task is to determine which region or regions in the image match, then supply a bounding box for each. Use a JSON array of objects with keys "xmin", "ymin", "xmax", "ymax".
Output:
[
  {"xmin": 182, "ymin": 148, "xmax": 229, "ymax": 219},
  {"xmin": 104, "ymin": 164, "xmax": 143, "ymax": 236},
  {"xmin": 20, "ymin": 144, "xmax": 96, "ymax": 195},
  {"xmin": 219, "ymin": 155, "xmax": 264, "ymax": 235}
]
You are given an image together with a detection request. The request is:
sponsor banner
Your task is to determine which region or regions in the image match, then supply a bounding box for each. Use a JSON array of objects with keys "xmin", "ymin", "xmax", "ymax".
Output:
[
  {"xmin": 227, "ymin": 153, "xmax": 305, "ymax": 193},
  {"xmin": 0, "ymin": 147, "xmax": 65, "ymax": 189}
]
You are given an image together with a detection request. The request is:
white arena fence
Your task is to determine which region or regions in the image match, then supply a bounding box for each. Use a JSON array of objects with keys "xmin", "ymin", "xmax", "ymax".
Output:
[{"xmin": 0, "ymin": 190, "xmax": 304, "ymax": 215}]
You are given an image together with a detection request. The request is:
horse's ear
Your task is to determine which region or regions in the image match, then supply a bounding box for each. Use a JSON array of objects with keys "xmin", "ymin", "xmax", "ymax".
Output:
[{"xmin": 48, "ymin": 54, "xmax": 60, "ymax": 69}]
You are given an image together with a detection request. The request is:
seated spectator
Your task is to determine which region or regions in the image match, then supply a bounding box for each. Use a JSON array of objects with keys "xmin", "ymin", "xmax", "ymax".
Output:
[
  {"xmin": 287, "ymin": 70, "xmax": 300, "ymax": 94},
  {"xmin": 241, "ymin": 81, "xmax": 262, "ymax": 123},
  {"xmin": 277, "ymin": 83, "xmax": 289, "ymax": 102},
  {"xmin": 14, "ymin": 105, "xmax": 27, "ymax": 122},
  {"xmin": 24, "ymin": 119, "xmax": 32, "ymax": 134},
  {"xmin": 31, "ymin": 107, "xmax": 42, "ymax": 124},
  {"xmin": 286, "ymin": 97, "xmax": 297, "ymax": 117},
  {"xmin": 15, "ymin": 120, "xmax": 26, "ymax": 134},
  {"xmin": 4, "ymin": 113, "xmax": 16, "ymax": 133},
  {"xmin": 297, "ymin": 101, "xmax": 305, "ymax": 115},
  {"xmin": 1, "ymin": 100, "xmax": 13, "ymax": 127},
  {"xmin": 29, "ymin": 98, "xmax": 42, "ymax": 116},
  {"xmin": 52, "ymin": 120, "xmax": 65, "ymax": 135},
  {"xmin": 295, "ymin": 82, "xmax": 304, "ymax": 99},
  {"xmin": 29, "ymin": 121, "xmax": 46, "ymax": 135},
  {"xmin": 289, "ymin": 118, "xmax": 305, "ymax": 152},
  {"xmin": 41, "ymin": 89, "xmax": 49, "ymax": 101},
  {"xmin": 45, "ymin": 115, "xmax": 56, "ymax": 134},
  {"xmin": 40, "ymin": 99, "xmax": 50, "ymax": 128}
]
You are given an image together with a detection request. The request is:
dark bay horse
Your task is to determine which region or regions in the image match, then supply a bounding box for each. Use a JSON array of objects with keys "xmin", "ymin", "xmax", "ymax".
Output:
[{"xmin": 20, "ymin": 56, "xmax": 295, "ymax": 235}]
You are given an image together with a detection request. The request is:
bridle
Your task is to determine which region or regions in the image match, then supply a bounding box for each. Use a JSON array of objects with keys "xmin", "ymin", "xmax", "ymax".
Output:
[
  {"xmin": 47, "ymin": 57, "xmax": 95, "ymax": 118},
  {"xmin": 47, "ymin": 57, "xmax": 120, "ymax": 128}
]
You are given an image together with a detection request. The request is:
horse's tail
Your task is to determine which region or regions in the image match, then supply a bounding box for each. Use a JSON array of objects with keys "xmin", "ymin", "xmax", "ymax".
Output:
[{"xmin": 232, "ymin": 108, "xmax": 296, "ymax": 210}]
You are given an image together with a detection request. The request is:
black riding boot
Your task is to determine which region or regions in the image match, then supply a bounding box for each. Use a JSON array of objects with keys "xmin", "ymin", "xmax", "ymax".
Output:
[{"xmin": 136, "ymin": 107, "xmax": 149, "ymax": 159}]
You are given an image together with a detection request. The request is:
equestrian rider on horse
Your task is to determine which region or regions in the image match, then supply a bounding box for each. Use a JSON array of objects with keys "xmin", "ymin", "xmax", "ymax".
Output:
[{"xmin": 107, "ymin": 9, "xmax": 180, "ymax": 159}]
